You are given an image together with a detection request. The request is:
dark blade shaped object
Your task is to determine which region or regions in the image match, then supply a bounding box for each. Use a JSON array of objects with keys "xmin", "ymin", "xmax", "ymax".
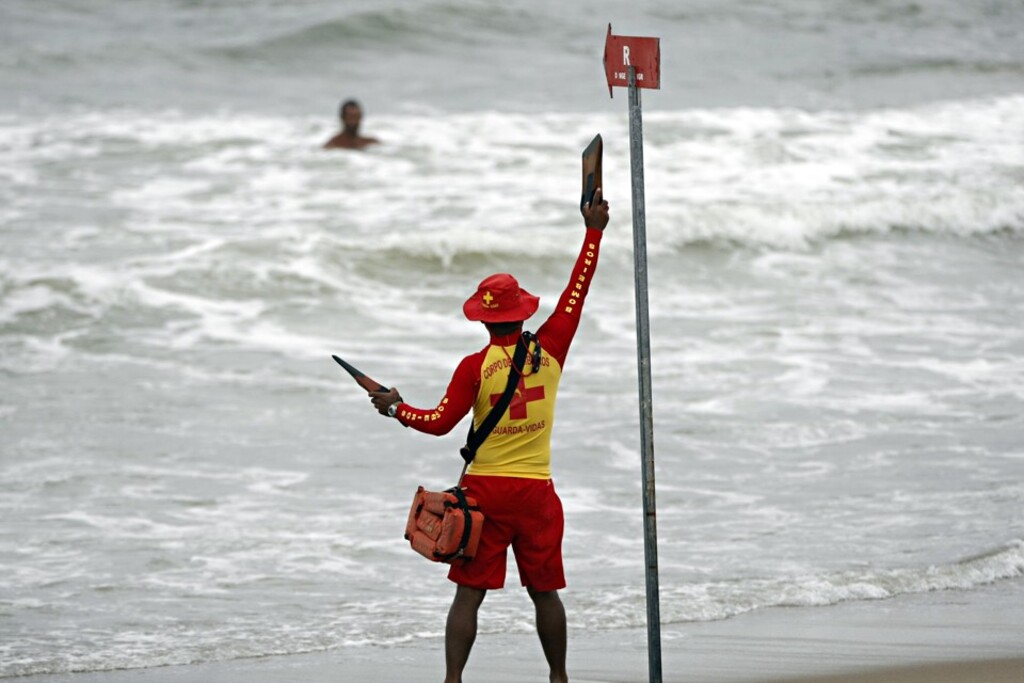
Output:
[
  {"xmin": 580, "ymin": 133, "xmax": 603, "ymax": 213},
  {"xmin": 332, "ymin": 355, "xmax": 388, "ymax": 392}
]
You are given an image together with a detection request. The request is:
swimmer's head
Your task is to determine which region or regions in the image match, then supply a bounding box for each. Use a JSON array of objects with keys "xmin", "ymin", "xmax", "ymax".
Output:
[{"xmin": 339, "ymin": 99, "xmax": 362, "ymax": 130}]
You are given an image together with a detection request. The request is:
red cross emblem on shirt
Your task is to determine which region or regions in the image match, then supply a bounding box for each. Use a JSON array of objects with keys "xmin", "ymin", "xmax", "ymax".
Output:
[{"xmin": 491, "ymin": 377, "xmax": 545, "ymax": 420}]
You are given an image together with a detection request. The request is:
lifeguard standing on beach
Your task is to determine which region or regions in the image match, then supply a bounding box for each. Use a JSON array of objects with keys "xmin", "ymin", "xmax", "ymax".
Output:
[{"xmin": 368, "ymin": 188, "xmax": 610, "ymax": 683}]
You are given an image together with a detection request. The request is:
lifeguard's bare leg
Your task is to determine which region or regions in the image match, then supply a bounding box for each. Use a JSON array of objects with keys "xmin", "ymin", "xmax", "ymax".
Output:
[
  {"xmin": 444, "ymin": 585, "xmax": 486, "ymax": 683},
  {"xmin": 528, "ymin": 587, "xmax": 568, "ymax": 683}
]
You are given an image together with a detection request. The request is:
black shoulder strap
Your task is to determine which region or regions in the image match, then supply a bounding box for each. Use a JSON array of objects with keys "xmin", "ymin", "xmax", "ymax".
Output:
[{"xmin": 459, "ymin": 332, "xmax": 535, "ymax": 466}]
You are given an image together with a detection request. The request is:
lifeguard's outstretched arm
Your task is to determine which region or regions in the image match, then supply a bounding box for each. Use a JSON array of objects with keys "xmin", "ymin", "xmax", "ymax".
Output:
[{"xmin": 536, "ymin": 188, "xmax": 610, "ymax": 366}]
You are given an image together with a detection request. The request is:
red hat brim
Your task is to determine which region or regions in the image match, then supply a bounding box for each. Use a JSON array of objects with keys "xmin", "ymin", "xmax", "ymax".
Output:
[{"xmin": 463, "ymin": 275, "xmax": 540, "ymax": 323}]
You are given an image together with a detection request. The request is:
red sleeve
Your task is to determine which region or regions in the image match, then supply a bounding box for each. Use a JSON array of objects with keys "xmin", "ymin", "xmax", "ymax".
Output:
[
  {"xmin": 536, "ymin": 228, "xmax": 604, "ymax": 368},
  {"xmin": 393, "ymin": 351, "xmax": 482, "ymax": 435}
]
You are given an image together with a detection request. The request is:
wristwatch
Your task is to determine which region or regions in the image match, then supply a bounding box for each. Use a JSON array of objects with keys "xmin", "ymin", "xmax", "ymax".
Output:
[{"xmin": 387, "ymin": 402, "xmax": 401, "ymax": 418}]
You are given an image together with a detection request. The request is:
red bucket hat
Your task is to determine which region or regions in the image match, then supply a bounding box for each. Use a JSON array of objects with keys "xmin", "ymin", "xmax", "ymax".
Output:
[{"xmin": 463, "ymin": 273, "xmax": 540, "ymax": 323}]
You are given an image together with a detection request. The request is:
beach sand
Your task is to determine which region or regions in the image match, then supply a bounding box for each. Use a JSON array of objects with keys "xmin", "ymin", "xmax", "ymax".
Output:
[{"xmin": 18, "ymin": 579, "xmax": 1022, "ymax": 683}]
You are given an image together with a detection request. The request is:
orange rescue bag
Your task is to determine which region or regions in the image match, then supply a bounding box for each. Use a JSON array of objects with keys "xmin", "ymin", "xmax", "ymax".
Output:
[{"xmin": 404, "ymin": 486, "xmax": 484, "ymax": 563}]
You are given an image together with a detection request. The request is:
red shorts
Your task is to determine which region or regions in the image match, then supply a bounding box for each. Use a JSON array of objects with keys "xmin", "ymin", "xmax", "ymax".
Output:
[{"xmin": 448, "ymin": 475, "xmax": 565, "ymax": 592}]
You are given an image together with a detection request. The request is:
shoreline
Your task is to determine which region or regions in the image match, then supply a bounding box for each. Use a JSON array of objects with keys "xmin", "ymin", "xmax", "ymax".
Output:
[{"xmin": 12, "ymin": 578, "xmax": 1023, "ymax": 683}]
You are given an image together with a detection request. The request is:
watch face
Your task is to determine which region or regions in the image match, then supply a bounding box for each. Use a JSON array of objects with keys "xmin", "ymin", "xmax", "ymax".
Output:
[{"xmin": 388, "ymin": 403, "xmax": 398, "ymax": 417}]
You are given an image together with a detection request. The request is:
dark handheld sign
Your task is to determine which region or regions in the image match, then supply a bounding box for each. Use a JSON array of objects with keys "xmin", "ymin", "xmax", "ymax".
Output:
[
  {"xmin": 332, "ymin": 354, "xmax": 388, "ymax": 393},
  {"xmin": 603, "ymin": 23, "xmax": 660, "ymax": 97}
]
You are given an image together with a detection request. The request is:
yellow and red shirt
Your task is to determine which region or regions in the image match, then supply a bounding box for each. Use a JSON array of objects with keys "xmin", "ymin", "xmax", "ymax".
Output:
[{"xmin": 394, "ymin": 228, "xmax": 604, "ymax": 479}]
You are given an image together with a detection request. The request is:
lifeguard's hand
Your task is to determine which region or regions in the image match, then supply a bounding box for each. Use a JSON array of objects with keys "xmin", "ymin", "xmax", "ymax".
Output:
[
  {"xmin": 369, "ymin": 388, "xmax": 403, "ymax": 416},
  {"xmin": 582, "ymin": 187, "xmax": 609, "ymax": 231}
]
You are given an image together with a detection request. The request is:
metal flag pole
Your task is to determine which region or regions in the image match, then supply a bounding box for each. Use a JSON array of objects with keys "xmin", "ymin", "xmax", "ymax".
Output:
[{"xmin": 627, "ymin": 64, "xmax": 663, "ymax": 683}]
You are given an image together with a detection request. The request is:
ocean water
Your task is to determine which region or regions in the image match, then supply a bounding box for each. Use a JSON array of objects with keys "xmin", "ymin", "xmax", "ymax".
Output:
[{"xmin": 2, "ymin": 0, "xmax": 1024, "ymax": 677}]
